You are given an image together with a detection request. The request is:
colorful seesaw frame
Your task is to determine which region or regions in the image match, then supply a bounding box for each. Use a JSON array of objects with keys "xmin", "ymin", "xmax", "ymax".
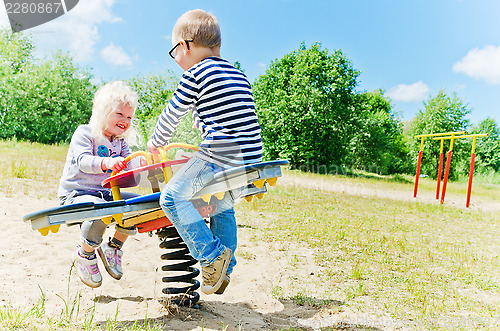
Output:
[{"xmin": 23, "ymin": 143, "xmax": 289, "ymax": 235}]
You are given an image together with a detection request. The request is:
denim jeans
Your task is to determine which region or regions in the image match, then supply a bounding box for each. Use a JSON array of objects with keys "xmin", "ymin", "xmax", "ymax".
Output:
[
  {"xmin": 61, "ymin": 190, "xmax": 139, "ymax": 248},
  {"xmin": 160, "ymin": 154, "xmax": 240, "ymax": 274}
]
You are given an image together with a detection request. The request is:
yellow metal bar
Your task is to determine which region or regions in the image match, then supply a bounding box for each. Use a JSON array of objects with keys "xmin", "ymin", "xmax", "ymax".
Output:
[
  {"xmin": 432, "ymin": 133, "xmax": 488, "ymax": 140},
  {"xmin": 439, "ymin": 139, "xmax": 444, "ymax": 153},
  {"xmin": 414, "ymin": 131, "xmax": 466, "ymax": 138},
  {"xmin": 472, "ymin": 137, "xmax": 477, "ymax": 154},
  {"xmin": 162, "ymin": 143, "xmax": 200, "ymax": 154},
  {"xmin": 419, "ymin": 137, "xmax": 424, "ymax": 151}
]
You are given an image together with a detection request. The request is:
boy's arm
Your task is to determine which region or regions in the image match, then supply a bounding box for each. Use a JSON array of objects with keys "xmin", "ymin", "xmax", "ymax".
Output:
[{"xmin": 149, "ymin": 72, "xmax": 199, "ymax": 148}]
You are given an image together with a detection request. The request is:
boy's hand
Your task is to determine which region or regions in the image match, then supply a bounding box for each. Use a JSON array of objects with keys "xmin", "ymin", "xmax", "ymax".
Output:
[
  {"xmin": 147, "ymin": 140, "xmax": 158, "ymax": 154},
  {"xmin": 101, "ymin": 157, "xmax": 127, "ymax": 173}
]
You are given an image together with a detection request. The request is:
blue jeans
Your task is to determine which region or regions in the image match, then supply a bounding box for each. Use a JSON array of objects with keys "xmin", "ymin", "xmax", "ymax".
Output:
[{"xmin": 160, "ymin": 154, "xmax": 239, "ymax": 274}]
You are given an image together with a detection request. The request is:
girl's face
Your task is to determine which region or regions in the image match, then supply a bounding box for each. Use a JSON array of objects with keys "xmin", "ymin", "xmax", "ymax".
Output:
[{"xmin": 103, "ymin": 102, "xmax": 134, "ymax": 140}]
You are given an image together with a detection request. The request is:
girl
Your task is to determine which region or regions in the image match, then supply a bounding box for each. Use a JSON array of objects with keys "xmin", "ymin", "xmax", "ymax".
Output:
[{"xmin": 58, "ymin": 81, "xmax": 143, "ymax": 288}]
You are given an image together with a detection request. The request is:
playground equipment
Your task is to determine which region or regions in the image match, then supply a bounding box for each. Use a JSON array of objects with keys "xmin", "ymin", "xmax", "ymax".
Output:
[
  {"xmin": 23, "ymin": 143, "xmax": 289, "ymax": 306},
  {"xmin": 413, "ymin": 131, "xmax": 465, "ymax": 198},
  {"xmin": 413, "ymin": 132, "xmax": 487, "ymax": 207}
]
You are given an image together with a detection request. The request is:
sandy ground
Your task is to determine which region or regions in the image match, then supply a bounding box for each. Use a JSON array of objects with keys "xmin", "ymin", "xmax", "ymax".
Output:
[
  {"xmin": 1, "ymin": 175, "xmax": 498, "ymax": 330},
  {"xmin": 1, "ymin": 190, "xmax": 355, "ymax": 331}
]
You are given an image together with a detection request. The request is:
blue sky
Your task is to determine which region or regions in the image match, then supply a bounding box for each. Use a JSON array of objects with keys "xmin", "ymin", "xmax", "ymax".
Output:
[{"xmin": 1, "ymin": 0, "xmax": 499, "ymax": 125}]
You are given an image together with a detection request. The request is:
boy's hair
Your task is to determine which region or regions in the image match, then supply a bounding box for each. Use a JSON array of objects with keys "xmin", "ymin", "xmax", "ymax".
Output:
[
  {"xmin": 89, "ymin": 81, "xmax": 139, "ymax": 143},
  {"xmin": 172, "ymin": 9, "xmax": 221, "ymax": 48}
]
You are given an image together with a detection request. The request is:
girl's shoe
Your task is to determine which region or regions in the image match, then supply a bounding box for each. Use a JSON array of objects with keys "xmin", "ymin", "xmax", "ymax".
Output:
[
  {"xmin": 97, "ymin": 242, "xmax": 123, "ymax": 280},
  {"xmin": 73, "ymin": 251, "xmax": 102, "ymax": 288}
]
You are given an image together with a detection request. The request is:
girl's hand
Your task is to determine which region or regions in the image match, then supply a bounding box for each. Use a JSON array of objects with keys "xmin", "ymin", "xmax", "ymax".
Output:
[
  {"xmin": 101, "ymin": 157, "xmax": 127, "ymax": 173},
  {"xmin": 140, "ymin": 156, "xmax": 148, "ymax": 167}
]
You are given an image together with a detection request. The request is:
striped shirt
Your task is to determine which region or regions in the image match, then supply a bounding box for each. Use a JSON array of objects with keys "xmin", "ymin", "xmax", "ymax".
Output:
[{"xmin": 151, "ymin": 56, "xmax": 262, "ymax": 168}]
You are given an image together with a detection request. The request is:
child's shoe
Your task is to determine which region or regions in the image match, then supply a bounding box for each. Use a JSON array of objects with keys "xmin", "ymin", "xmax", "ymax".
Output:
[
  {"xmin": 214, "ymin": 273, "xmax": 230, "ymax": 295},
  {"xmin": 97, "ymin": 241, "xmax": 123, "ymax": 280},
  {"xmin": 201, "ymin": 248, "xmax": 232, "ymax": 295},
  {"xmin": 73, "ymin": 251, "xmax": 102, "ymax": 288}
]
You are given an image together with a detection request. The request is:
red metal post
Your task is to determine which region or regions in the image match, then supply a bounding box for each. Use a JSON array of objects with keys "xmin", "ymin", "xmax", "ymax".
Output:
[
  {"xmin": 413, "ymin": 150, "xmax": 423, "ymax": 198},
  {"xmin": 440, "ymin": 150, "xmax": 453, "ymax": 204},
  {"xmin": 436, "ymin": 151, "xmax": 444, "ymax": 200},
  {"xmin": 466, "ymin": 153, "xmax": 476, "ymax": 207}
]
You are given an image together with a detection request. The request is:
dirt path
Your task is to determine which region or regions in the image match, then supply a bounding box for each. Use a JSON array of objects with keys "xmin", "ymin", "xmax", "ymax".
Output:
[{"xmin": 280, "ymin": 174, "xmax": 500, "ymax": 214}]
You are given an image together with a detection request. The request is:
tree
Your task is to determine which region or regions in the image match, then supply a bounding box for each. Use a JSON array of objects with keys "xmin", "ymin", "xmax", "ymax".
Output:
[
  {"xmin": 253, "ymin": 42, "xmax": 360, "ymax": 171},
  {"xmin": 0, "ymin": 28, "xmax": 33, "ymax": 75},
  {"xmin": 0, "ymin": 29, "xmax": 95, "ymax": 144},
  {"xmin": 407, "ymin": 89, "xmax": 471, "ymax": 180},
  {"xmin": 349, "ymin": 90, "xmax": 409, "ymax": 174},
  {"xmin": 127, "ymin": 71, "xmax": 202, "ymax": 149},
  {"xmin": 470, "ymin": 117, "xmax": 500, "ymax": 173}
]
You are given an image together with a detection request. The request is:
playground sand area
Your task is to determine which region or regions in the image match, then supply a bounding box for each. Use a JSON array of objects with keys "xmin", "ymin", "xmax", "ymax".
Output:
[
  {"xmin": 2, "ymin": 174, "xmax": 500, "ymax": 330},
  {"xmin": 1, "ymin": 189, "xmax": 341, "ymax": 331}
]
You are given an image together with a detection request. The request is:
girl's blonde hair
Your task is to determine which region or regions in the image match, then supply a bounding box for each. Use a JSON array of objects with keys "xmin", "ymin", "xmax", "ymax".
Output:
[
  {"xmin": 89, "ymin": 81, "xmax": 139, "ymax": 144},
  {"xmin": 172, "ymin": 9, "xmax": 221, "ymax": 48}
]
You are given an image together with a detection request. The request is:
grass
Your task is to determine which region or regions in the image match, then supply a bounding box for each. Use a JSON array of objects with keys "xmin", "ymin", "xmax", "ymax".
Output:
[
  {"xmin": 3, "ymin": 139, "xmax": 500, "ymax": 330},
  {"xmin": 236, "ymin": 178, "xmax": 500, "ymax": 329},
  {"xmin": 0, "ymin": 139, "xmax": 68, "ymax": 198}
]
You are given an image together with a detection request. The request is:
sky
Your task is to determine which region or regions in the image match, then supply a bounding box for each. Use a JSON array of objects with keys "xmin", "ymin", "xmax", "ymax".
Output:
[{"xmin": 1, "ymin": 0, "xmax": 499, "ymax": 125}]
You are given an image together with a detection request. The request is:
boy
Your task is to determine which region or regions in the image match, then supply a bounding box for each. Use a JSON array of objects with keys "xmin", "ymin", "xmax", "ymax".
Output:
[{"xmin": 147, "ymin": 9, "xmax": 262, "ymax": 295}]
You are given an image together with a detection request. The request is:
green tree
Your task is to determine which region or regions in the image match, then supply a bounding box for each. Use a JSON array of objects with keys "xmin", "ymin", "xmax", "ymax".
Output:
[
  {"xmin": 127, "ymin": 71, "xmax": 202, "ymax": 148},
  {"xmin": 470, "ymin": 117, "xmax": 500, "ymax": 173},
  {"xmin": 349, "ymin": 90, "xmax": 409, "ymax": 174},
  {"xmin": 407, "ymin": 89, "xmax": 471, "ymax": 180},
  {"xmin": 0, "ymin": 28, "xmax": 33, "ymax": 75},
  {"xmin": 0, "ymin": 29, "xmax": 95, "ymax": 144},
  {"xmin": 253, "ymin": 42, "xmax": 360, "ymax": 171}
]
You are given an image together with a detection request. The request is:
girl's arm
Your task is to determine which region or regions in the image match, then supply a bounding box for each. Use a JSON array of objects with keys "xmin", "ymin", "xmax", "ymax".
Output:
[{"xmin": 72, "ymin": 126, "xmax": 107, "ymax": 174}]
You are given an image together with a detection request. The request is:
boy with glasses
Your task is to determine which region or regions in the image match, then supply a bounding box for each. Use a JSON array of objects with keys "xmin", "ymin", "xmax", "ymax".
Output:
[{"xmin": 148, "ymin": 9, "xmax": 262, "ymax": 295}]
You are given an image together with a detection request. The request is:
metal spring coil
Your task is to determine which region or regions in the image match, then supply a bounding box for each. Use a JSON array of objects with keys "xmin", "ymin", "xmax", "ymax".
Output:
[{"xmin": 157, "ymin": 225, "xmax": 200, "ymax": 306}]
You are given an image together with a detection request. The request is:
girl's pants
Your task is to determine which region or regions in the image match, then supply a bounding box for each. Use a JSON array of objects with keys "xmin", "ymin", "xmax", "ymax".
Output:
[{"xmin": 62, "ymin": 190, "xmax": 139, "ymax": 248}]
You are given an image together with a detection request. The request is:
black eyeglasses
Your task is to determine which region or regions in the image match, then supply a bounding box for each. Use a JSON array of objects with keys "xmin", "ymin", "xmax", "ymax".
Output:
[{"xmin": 169, "ymin": 39, "xmax": 194, "ymax": 59}]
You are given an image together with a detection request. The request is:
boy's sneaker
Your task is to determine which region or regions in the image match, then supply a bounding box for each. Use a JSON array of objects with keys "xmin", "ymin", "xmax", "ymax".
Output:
[
  {"xmin": 214, "ymin": 273, "xmax": 230, "ymax": 295},
  {"xmin": 201, "ymin": 248, "xmax": 232, "ymax": 295},
  {"xmin": 97, "ymin": 241, "xmax": 123, "ymax": 280},
  {"xmin": 73, "ymin": 251, "xmax": 102, "ymax": 288}
]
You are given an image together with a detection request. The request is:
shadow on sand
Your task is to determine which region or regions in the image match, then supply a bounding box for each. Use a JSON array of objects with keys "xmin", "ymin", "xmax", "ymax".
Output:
[{"xmin": 94, "ymin": 295, "xmax": 382, "ymax": 331}]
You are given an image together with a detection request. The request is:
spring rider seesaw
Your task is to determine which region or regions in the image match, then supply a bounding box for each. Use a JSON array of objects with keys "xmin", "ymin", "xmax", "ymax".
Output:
[{"xmin": 23, "ymin": 143, "xmax": 289, "ymax": 306}]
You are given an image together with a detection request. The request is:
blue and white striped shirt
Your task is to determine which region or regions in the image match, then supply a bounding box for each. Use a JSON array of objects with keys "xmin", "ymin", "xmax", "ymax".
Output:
[{"xmin": 151, "ymin": 57, "xmax": 262, "ymax": 168}]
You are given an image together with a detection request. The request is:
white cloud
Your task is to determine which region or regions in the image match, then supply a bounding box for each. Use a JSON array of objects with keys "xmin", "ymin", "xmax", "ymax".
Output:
[
  {"xmin": 101, "ymin": 42, "xmax": 132, "ymax": 66},
  {"xmin": 30, "ymin": 0, "xmax": 122, "ymax": 62},
  {"xmin": 453, "ymin": 45, "xmax": 500, "ymax": 84},
  {"xmin": 387, "ymin": 81, "xmax": 430, "ymax": 102}
]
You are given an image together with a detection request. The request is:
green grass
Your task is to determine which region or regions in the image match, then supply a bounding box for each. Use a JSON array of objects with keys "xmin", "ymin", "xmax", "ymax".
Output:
[
  {"xmin": 0, "ymin": 139, "xmax": 68, "ymax": 198},
  {"xmin": 236, "ymin": 179, "xmax": 500, "ymax": 330}
]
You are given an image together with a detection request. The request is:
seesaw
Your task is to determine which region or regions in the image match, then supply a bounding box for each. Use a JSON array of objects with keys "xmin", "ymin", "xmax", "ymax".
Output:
[{"xmin": 23, "ymin": 143, "xmax": 288, "ymax": 305}]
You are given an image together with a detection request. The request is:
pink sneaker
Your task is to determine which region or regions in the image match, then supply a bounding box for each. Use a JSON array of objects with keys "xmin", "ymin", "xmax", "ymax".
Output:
[
  {"xmin": 97, "ymin": 242, "xmax": 123, "ymax": 280},
  {"xmin": 73, "ymin": 251, "xmax": 102, "ymax": 288}
]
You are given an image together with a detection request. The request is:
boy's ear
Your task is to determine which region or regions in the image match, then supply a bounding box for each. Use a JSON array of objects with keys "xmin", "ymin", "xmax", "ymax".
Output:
[{"xmin": 180, "ymin": 40, "xmax": 190, "ymax": 55}]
